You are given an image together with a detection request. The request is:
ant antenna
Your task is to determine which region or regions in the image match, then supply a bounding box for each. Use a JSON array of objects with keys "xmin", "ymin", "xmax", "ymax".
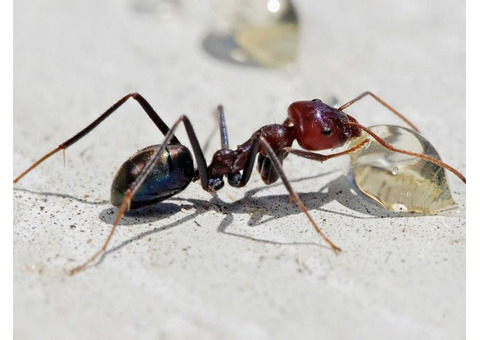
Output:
[
  {"xmin": 339, "ymin": 91, "xmax": 420, "ymax": 132},
  {"xmin": 345, "ymin": 121, "xmax": 466, "ymax": 184}
]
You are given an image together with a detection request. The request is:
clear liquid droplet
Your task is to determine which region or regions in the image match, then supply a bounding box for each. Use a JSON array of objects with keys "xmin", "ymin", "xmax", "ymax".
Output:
[
  {"xmin": 202, "ymin": 0, "xmax": 299, "ymax": 68},
  {"xmin": 348, "ymin": 125, "xmax": 456, "ymax": 214}
]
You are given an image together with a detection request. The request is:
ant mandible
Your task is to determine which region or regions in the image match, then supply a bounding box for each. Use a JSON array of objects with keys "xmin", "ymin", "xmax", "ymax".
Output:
[{"xmin": 13, "ymin": 91, "xmax": 466, "ymax": 275}]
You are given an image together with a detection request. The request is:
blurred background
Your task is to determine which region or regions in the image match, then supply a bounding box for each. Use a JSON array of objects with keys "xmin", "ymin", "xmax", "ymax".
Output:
[{"xmin": 14, "ymin": 1, "xmax": 465, "ymax": 339}]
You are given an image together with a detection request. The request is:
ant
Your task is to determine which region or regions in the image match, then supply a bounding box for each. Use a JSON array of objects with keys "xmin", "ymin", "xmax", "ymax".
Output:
[{"xmin": 13, "ymin": 91, "xmax": 466, "ymax": 275}]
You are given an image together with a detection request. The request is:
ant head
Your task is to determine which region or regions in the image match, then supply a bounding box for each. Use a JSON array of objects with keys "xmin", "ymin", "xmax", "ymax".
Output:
[{"xmin": 287, "ymin": 99, "xmax": 362, "ymax": 150}]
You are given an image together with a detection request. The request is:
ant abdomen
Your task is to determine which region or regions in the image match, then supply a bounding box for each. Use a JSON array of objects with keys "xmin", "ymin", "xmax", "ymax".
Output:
[{"xmin": 110, "ymin": 144, "xmax": 195, "ymax": 209}]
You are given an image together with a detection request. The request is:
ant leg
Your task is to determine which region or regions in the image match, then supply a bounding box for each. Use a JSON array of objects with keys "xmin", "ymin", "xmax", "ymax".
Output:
[
  {"xmin": 240, "ymin": 136, "xmax": 261, "ymax": 186},
  {"xmin": 283, "ymin": 139, "xmax": 369, "ymax": 162},
  {"xmin": 346, "ymin": 121, "xmax": 466, "ymax": 184},
  {"xmin": 338, "ymin": 91, "xmax": 420, "ymax": 132},
  {"xmin": 70, "ymin": 115, "xmax": 210, "ymax": 275},
  {"xmin": 226, "ymin": 131, "xmax": 272, "ymax": 187},
  {"xmin": 13, "ymin": 92, "xmax": 180, "ymax": 183},
  {"xmin": 231, "ymin": 132, "xmax": 341, "ymax": 252},
  {"xmin": 257, "ymin": 136, "xmax": 341, "ymax": 252},
  {"xmin": 217, "ymin": 105, "xmax": 229, "ymax": 149}
]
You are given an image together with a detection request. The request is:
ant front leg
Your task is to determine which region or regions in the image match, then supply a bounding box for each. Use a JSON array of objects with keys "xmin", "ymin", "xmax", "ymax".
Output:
[
  {"xmin": 283, "ymin": 139, "xmax": 369, "ymax": 162},
  {"xmin": 339, "ymin": 91, "xmax": 420, "ymax": 132},
  {"xmin": 70, "ymin": 115, "xmax": 210, "ymax": 275},
  {"xmin": 13, "ymin": 93, "xmax": 180, "ymax": 183}
]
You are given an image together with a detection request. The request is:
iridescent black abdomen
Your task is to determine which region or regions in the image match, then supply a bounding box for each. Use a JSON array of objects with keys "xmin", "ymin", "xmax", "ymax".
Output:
[{"xmin": 110, "ymin": 144, "xmax": 195, "ymax": 208}]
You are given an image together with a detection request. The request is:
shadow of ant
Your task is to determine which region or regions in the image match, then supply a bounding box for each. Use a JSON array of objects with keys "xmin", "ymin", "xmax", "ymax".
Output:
[
  {"xmin": 91, "ymin": 171, "xmax": 413, "ymax": 263},
  {"xmin": 13, "ymin": 187, "xmax": 109, "ymax": 206},
  {"xmin": 14, "ymin": 171, "xmax": 418, "ymax": 269},
  {"xmin": 207, "ymin": 174, "xmax": 409, "ymax": 246}
]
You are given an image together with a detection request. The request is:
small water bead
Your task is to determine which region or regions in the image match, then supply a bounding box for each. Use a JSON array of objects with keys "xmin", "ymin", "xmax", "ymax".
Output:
[
  {"xmin": 203, "ymin": 0, "xmax": 299, "ymax": 68},
  {"xmin": 348, "ymin": 125, "xmax": 455, "ymax": 214}
]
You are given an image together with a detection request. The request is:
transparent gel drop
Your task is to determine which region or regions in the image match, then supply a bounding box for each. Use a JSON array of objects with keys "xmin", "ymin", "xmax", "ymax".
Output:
[
  {"xmin": 203, "ymin": 0, "xmax": 299, "ymax": 68},
  {"xmin": 348, "ymin": 125, "xmax": 455, "ymax": 214}
]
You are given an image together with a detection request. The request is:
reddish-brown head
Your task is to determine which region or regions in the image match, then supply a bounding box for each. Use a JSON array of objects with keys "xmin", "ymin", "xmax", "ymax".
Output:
[{"xmin": 287, "ymin": 99, "xmax": 362, "ymax": 150}]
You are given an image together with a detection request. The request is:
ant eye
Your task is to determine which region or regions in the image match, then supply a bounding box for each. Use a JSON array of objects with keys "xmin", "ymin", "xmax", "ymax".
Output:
[
  {"xmin": 322, "ymin": 128, "xmax": 332, "ymax": 136},
  {"xmin": 312, "ymin": 98, "xmax": 322, "ymax": 102}
]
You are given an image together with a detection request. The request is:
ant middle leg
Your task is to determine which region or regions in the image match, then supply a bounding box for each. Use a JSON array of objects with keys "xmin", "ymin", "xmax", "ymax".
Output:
[
  {"xmin": 338, "ymin": 91, "xmax": 420, "ymax": 132},
  {"xmin": 230, "ymin": 132, "xmax": 341, "ymax": 252},
  {"xmin": 13, "ymin": 92, "xmax": 180, "ymax": 183},
  {"xmin": 257, "ymin": 136, "xmax": 342, "ymax": 252},
  {"xmin": 216, "ymin": 105, "xmax": 230, "ymax": 149}
]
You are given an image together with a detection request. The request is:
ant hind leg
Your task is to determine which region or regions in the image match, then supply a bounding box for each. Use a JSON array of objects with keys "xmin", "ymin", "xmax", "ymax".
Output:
[
  {"xmin": 70, "ymin": 115, "xmax": 211, "ymax": 275},
  {"xmin": 13, "ymin": 93, "xmax": 180, "ymax": 184}
]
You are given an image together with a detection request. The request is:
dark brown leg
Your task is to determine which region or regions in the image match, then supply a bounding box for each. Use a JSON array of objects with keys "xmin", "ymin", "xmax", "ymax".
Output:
[
  {"xmin": 216, "ymin": 105, "xmax": 229, "ymax": 149},
  {"xmin": 13, "ymin": 93, "xmax": 180, "ymax": 184}
]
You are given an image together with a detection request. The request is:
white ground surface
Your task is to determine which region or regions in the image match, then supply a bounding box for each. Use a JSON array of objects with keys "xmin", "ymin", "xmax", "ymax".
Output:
[{"xmin": 13, "ymin": 1, "xmax": 466, "ymax": 339}]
